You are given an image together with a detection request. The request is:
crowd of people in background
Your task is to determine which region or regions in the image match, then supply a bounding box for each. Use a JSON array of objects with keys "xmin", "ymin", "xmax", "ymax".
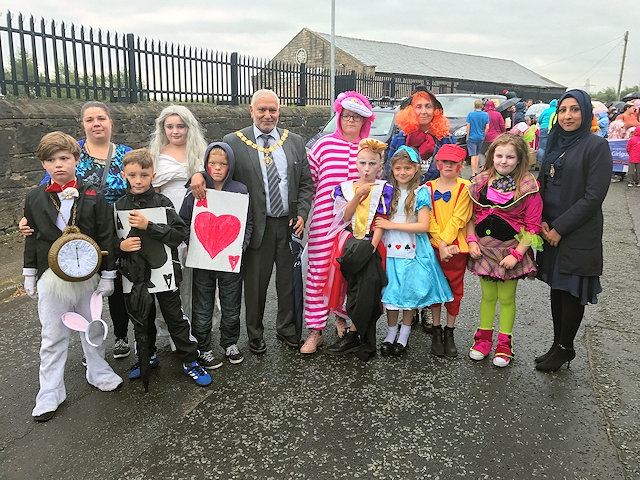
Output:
[{"xmin": 20, "ymin": 85, "xmax": 629, "ymax": 422}]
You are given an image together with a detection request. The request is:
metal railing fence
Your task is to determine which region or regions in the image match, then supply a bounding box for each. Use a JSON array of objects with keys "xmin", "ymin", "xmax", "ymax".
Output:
[{"xmin": 0, "ymin": 11, "xmax": 436, "ymax": 105}]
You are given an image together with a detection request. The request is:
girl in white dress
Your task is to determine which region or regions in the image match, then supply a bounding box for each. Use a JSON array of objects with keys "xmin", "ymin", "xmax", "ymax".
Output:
[{"xmin": 148, "ymin": 106, "xmax": 207, "ymax": 345}]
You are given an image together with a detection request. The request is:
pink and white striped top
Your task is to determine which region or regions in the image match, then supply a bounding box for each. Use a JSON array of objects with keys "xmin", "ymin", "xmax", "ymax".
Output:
[{"xmin": 304, "ymin": 135, "xmax": 360, "ymax": 330}]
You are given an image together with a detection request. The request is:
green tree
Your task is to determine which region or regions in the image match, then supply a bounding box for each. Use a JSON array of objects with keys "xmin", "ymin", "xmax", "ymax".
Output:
[
  {"xmin": 593, "ymin": 85, "xmax": 640, "ymax": 102},
  {"xmin": 2, "ymin": 52, "xmax": 131, "ymax": 100}
]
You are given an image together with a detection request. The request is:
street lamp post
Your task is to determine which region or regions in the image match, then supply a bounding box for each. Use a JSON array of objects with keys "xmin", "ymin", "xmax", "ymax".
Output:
[{"xmin": 330, "ymin": 0, "xmax": 335, "ymax": 106}]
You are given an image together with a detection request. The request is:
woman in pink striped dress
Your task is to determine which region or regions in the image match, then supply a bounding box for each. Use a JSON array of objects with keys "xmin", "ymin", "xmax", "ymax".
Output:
[{"xmin": 300, "ymin": 92, "xmax": 375, "ymax": 354}]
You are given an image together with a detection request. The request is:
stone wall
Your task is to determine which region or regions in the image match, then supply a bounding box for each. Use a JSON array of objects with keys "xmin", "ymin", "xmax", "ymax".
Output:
[{"xmin": 0, "ymin": 99, "xmax": 331, "ymax": 233}]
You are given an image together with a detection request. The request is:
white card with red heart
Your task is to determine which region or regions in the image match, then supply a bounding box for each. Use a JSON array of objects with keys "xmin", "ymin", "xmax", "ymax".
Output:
[{"xmin": 185, "ymin": 189, "xmax": 248, "ymax": 272}]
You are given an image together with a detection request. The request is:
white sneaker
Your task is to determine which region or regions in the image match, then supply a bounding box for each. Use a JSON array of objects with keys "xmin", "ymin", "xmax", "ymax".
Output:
[
  {"xmin": 492, "ymin": 355, "xmax": 511, "ymax": 367},
  {"xmin": 469, "ymin": 349, "xmax": 487, "ymax": 361}
]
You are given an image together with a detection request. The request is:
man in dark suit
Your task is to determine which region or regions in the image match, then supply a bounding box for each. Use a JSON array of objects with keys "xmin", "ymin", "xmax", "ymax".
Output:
[{"xmin": 191, "ymin": 89, "xmax": 313, "ymax": 354}]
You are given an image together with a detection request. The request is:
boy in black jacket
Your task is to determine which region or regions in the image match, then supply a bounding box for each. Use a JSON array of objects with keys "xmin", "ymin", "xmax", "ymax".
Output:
[
  {"xmin": 24, "ymin": 131, "xmax": 122, "ymax": 422},
  {"xmin": 115, "ymin": 148, "xmax": 210, "ymax": 387}
]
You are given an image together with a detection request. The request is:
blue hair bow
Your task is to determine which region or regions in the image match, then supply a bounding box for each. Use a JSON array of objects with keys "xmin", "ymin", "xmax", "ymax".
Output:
[{"xmin": 395, "ymin": 145, "xmax": 420, "ymax": 163}]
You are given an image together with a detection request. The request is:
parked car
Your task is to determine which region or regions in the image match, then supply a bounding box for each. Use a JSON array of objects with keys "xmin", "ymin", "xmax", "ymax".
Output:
[
  {"xmin": 305, "ymin": 105, "xmax": 400, "ymax": 157},
  {"xmin": 435, "ymin": 93, "xmax": 507, "ymax": 152}
]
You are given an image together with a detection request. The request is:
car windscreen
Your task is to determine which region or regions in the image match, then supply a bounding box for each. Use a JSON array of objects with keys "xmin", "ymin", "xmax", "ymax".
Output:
[
  {"xmin": 320, "ymin": 110, "xmax": 396, "ymax": 136},
  {"xmin": 370, "ymin": 111, "xmax": 396, "ymax": 136},
  {"xmin": 438, "ymin": 97, "xmax": 480, "ymax": 118},
  {"xmin": 438, "ymin": 96, "xmax": 505, "ymax": 118}
]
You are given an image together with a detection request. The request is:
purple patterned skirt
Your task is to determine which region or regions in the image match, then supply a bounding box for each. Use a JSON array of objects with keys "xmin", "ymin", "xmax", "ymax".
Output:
[{"xmin": 467, "ymin": 236, "xmax": 537, "ymax": 281}]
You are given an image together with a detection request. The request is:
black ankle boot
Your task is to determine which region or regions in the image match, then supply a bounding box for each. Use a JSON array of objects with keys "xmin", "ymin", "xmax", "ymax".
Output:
[
  {"xmin": 535, "ymin": 343, "xmax": 558, "ymax": 364},
  {"xmin": 327, "ymin": 330, "xmax": 360, "ymax": 355},
  {"xmin": 431, "ymin": 325, "xmax": 444, "ymax": 357},
  {"xmin": 421, "ymin": 308, "xmax": 433, "ymax": 332},
  {"xmin": 535, "ymin": 344, "xmax": 576, "ymax": 372},
  {"xmin": 443, "ymin": 326, "xmax": 458, "ymax": 357}
]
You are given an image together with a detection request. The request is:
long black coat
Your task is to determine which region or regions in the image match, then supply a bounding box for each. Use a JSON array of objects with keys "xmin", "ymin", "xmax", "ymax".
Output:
[
  {"xmin": 537, "ymin": 133, "xmax": 612, "ymax": 277},
  {"xmin": 338, "ymin": 237, "xmax": 387, "ymax": 361}
]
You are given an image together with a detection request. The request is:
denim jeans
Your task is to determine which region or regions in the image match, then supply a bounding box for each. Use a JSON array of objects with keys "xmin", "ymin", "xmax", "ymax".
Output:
[{"xmin": 191, "ymin": 268, "xmax": 242, "ymax": 351}]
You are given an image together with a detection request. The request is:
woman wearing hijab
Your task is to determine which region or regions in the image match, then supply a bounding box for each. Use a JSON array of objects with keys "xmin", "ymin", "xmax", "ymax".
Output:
[
  {"xmin": 300, "ymin": 91, "xmax": 375, "ymax": 354},
  {"xmin": 535, "ymin": 89, "xmax": 612, "ymax": 372}
]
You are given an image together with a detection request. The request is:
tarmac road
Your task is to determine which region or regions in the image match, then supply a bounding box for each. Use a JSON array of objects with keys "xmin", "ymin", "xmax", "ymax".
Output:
[{"xmin": 0, "ymin": 177, "xmax": 638, "ymax": 480}]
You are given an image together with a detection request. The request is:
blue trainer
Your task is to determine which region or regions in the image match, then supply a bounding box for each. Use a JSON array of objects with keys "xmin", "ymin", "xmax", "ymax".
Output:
[
  {"xmin": 128, "ymin": 355, "xmax": 160, "ymax": 380},
  {"xmin": 182, "ymin": 361, "xmax": 212, "ymax": 386}
]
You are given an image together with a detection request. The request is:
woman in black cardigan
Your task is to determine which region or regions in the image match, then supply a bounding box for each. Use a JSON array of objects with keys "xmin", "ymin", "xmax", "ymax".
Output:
[{"xmin": 535, "ymin": 89, "xmax": 612, "ymax": 372}]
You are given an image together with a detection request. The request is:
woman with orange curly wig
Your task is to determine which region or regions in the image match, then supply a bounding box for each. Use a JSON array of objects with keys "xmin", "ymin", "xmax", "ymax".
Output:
[{"xmin": 387, "ymin": 86, "xmax": 456, "ymax": 183}]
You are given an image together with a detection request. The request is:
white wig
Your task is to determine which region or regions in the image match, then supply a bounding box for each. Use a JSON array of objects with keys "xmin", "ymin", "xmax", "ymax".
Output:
[{"xmin": 148, "ymin": 105, "xmax": 207, "ymax": 177}]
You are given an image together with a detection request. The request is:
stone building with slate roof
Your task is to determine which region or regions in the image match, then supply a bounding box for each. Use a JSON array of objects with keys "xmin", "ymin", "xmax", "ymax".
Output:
[{"xmin": 272, "ymin": 28, "xmax": 565, "ymax": 102}]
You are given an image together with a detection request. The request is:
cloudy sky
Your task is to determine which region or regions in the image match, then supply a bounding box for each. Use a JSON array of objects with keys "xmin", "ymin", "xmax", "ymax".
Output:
[{"xmin": 3, "ymin": 1, "xmax": 639, "ymax": 95}]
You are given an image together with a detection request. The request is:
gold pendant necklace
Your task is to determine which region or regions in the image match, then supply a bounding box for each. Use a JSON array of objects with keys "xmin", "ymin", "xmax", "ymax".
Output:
[
  {"xmin": 236, "ymin": 130, "xmax": 289, "ymax": 167},
  {"xmin": 550, "ymin": 152, "xmax": 565, "ymax": 178}
]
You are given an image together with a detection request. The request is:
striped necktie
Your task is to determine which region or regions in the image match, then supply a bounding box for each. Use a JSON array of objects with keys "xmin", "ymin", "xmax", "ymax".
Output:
[{"xmin": 260, "ymin": 134, "xmax": 284, "ymax": 217}]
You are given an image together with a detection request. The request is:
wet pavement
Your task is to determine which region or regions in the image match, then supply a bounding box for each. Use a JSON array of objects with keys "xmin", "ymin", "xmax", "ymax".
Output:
[{"xmin": 0, "ymin": 177, "xmax": 639, "ymax": 479}]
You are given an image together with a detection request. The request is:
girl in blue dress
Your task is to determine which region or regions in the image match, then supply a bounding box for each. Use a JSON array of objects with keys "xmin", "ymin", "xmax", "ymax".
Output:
[{"xmin": 376, "ymin": 146, "xmax": 453, "ymax": 356}]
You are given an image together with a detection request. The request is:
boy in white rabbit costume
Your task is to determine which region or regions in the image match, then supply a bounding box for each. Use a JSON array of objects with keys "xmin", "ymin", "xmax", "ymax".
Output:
[{"xmin": 23, "ymin": 132, "xmax": 122, "ymax": 423}]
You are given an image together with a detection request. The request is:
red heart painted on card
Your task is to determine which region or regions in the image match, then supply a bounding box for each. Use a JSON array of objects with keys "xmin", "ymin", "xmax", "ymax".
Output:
[
  {"xmin": 395, "ymin": 244, "xmax": 401, "ymax": 250},
  {"xmin": 229, "ymin": 255, "xmax": 240, "ymax": 271},
  {"xmin": 194, "ymin": 212, "xmax": 241, "ymax": 259}
]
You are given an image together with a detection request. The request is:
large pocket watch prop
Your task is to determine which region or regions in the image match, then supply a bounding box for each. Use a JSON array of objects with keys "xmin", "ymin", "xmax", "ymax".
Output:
[
  {"xmin": 48, "ymin": 226, "xmax": 108, "ymax": 282},
  {"xmin": 61, "ymin": 292, "xmax": 108, "ymax": 347}
]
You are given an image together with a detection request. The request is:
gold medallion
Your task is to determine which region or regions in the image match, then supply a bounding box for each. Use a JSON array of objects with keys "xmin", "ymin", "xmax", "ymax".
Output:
[
  {"xmin": 550, "ymin": 164, "xmax": 555, "ymax": 178},
  {"xmin": 236, "ymin": 130, "xmax": 289, "ymax": 167}
]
